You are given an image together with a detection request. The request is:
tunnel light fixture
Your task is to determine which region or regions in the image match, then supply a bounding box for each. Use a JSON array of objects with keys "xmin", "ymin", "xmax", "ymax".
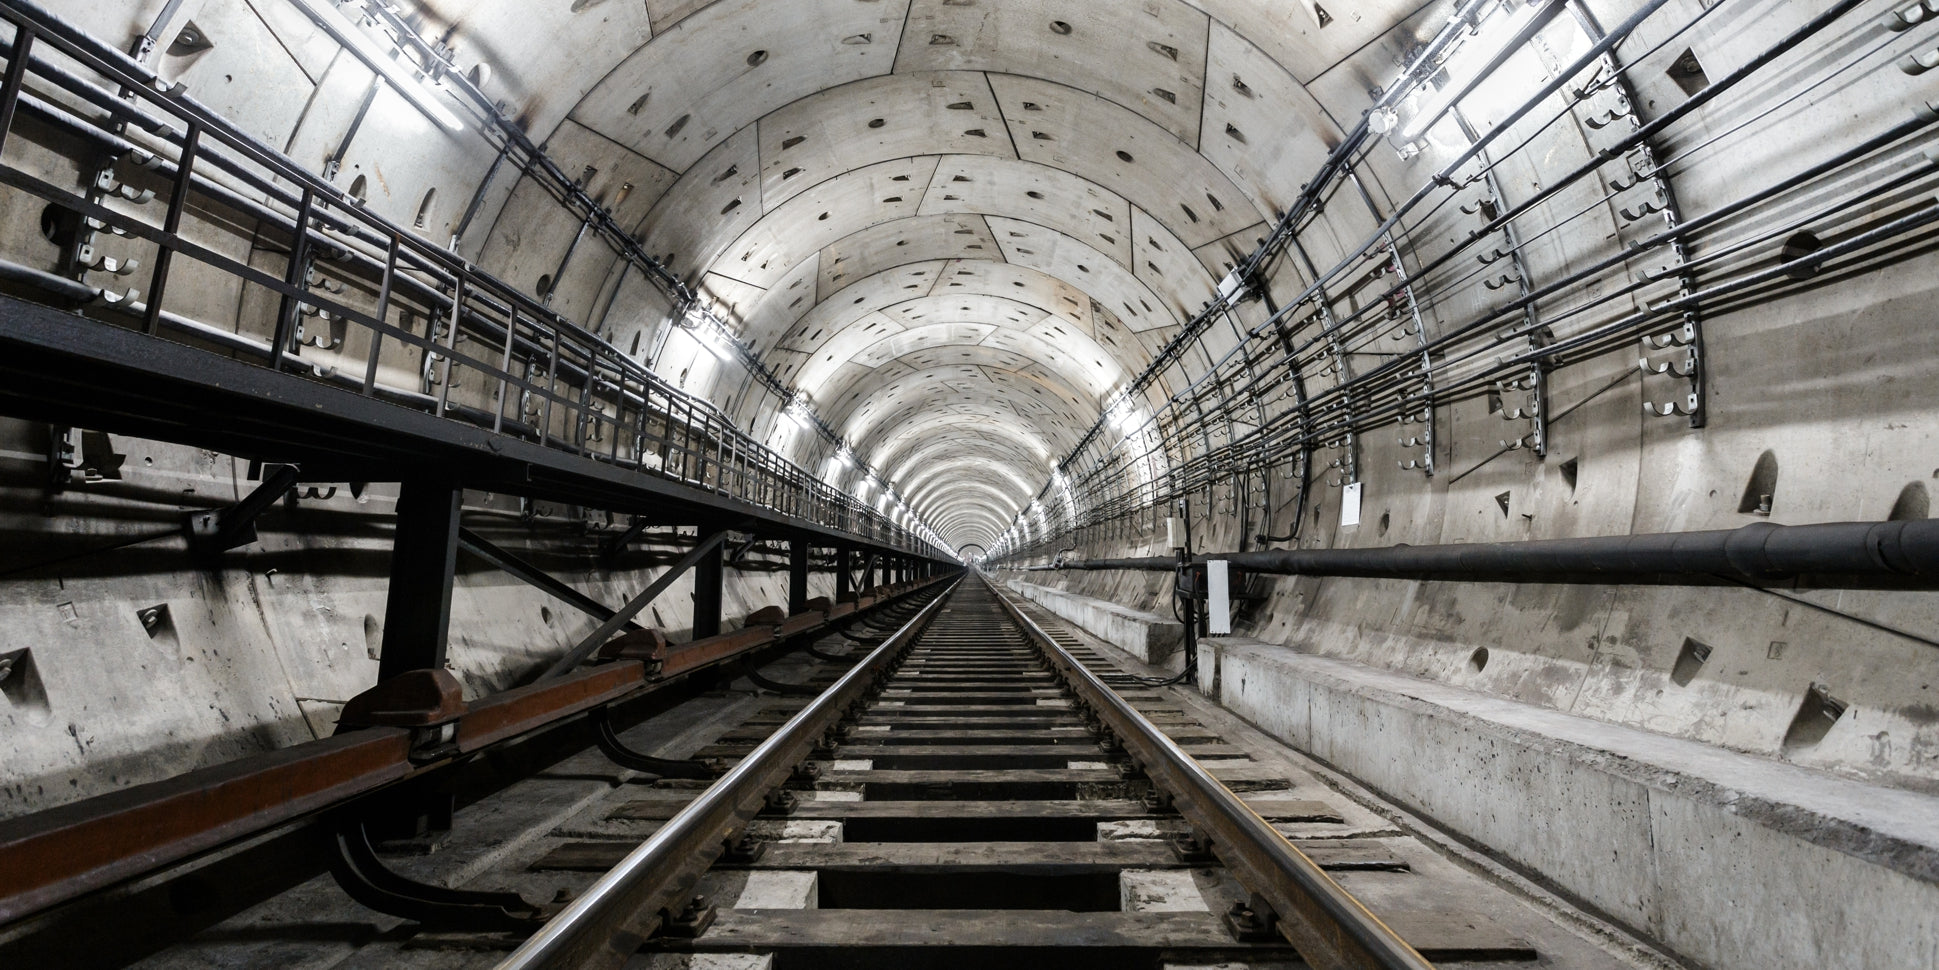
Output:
[
  {"xmin": 783, "ymin": 392, "xmax": 813, "ymax": 430},
  {"xmin": 681, "ymin": 305, "xmax": 741, "ymax": 365},
  {"xmin": 1393, "ymin": 0, "xmax": 1553, "ymax": 146},
  {"xmin": 291, "ymin": 0, "xmax": 465, "ymax": 132},
  {"xmin": 1105, "ymin": 393, "xmax": 1142, "ymax": 436}
]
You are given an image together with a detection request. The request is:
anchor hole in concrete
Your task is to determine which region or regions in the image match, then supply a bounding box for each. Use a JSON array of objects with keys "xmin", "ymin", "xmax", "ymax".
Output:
[
  {"xmin": 1669, "ymin": 48, "xmax": 1710, "ymax": 96},
  {"xmin": 1780, "ymin": 230, "xmax": 1823, "ymax": 280},
  {"xmin": 1889, "ymin": 481, "xmax": 1928, "ymax": 520},
  {"xmin": 1737, "ymin": 450, "xmax": 1778, "ymax": 515},
  {"xmin": 0, "ymin": 647, "xmax": 49, "ymax": 715},
  {"xmin": 413, "ymin": 187, "xmax": 437, "ymax": 229},
  {"xmin": 1671, "ymin": 637, "xmax": 1711, "ymax": 687},
  {"xmin": 1782, "ymin": 682, "xmax": 1848, "ymax": 751}
]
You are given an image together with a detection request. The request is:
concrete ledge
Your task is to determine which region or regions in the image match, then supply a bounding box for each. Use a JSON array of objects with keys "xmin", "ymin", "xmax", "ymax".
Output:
[
  {"xmin": 1006, "ymin": 580, "xmax": 1183, "ymax": 667},
  {"xmin": 1196, "ymin": 636, "xmax": 1939, "ymax": 970}
]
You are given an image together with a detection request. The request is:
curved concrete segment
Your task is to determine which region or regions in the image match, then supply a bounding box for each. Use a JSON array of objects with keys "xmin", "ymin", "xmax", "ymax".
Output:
[{"xmin": 1, "ymin": 2, "xmax": 1936, "ymax": 967}]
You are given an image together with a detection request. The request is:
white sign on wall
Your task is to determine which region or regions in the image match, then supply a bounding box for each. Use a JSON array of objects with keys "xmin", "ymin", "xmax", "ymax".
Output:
[
  {"xmin": 1341, "ymin": 481, "xmax": 1363, "ymax": 528},
  {"xmin": 1206, "ymin": 560, "xmax": 1231, "ymax": 636}
]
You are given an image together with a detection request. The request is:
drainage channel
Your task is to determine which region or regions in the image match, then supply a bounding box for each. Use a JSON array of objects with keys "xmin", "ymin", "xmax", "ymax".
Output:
[{"xmin": 499, "ymin": 575, "xmax": 1656, "ymax": 970}]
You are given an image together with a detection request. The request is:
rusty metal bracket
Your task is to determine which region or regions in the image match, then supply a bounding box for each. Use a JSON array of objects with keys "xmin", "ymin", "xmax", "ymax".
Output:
[
  {"xmin": 1225, "ymin": 893, "xmax": 1282, "ymax": 943},
  {"xmin": 660, "ymin": 894, "xmax": 716, "ymax": 938},
  {"xmin": 718, "ymin": 835, "xmax": 766, "ymax": 866}
]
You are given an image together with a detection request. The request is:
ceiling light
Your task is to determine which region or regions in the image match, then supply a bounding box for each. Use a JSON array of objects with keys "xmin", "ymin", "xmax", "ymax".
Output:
[
  {"xmin": 292, "ymin": 0, "xmax": 465, "ymax": 132},
  {"xmin": 1395, "ymin": 0, "xmax": 1550, "ymax": 145}
]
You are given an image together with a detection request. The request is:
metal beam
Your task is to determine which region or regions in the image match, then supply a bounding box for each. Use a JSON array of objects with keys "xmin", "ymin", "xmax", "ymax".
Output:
[
  {"xmin": 788, "ymin": 540, "xmax": 809, "ymax": 614},
  {"xmin": 457, "ymin": 527, "xmax": 640, "ymax": 633},
  {"xmin": 183, "ymin": 462, "xmax": 298, "ymax": 556},
  {"xmin": 539, "ymin": 528, "xmax": 735, "ymax": 681},
  {"xmin": 693, "ymin": 538, "xmax": 724, "ymax": 639},
  {"xmin": 0, "ymin": 295, "xmax": 942, "ymax": 562},
  {"xmin": 377, "ymin": 479, "xmax": 462, "ymax": 681}
]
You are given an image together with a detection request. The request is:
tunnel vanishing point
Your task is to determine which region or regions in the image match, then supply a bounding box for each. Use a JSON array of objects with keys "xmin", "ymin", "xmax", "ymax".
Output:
[{"xmin": 0, "ymin": 1, "xmax": 1936, "ymax": 968}]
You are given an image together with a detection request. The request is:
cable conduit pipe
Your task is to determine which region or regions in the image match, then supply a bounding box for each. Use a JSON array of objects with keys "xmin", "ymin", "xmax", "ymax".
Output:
[{"xmin": 1031, "ymin": 520, "xmax": 1939, "ymax": 588}]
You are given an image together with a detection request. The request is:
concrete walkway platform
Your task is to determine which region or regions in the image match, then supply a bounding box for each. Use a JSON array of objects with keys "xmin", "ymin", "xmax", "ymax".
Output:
[{"xmin": 1195, "ymin": 635, "xmax": 1939, "ymax": 970}]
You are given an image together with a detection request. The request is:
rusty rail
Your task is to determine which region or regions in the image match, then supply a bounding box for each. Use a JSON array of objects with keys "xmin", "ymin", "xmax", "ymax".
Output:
[
  {"xmin": 492, "ymin": 578, "xmax": 958, "ymax": 969},
  {"xmin": 0, "ymin": 575, "xmax": 952, "ymax": 925}
]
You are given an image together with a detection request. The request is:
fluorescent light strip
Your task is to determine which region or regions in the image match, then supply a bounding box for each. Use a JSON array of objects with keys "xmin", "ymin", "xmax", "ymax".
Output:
[{"xmin": 292, "ymin": 0, "xmax": 464, "ymax": 132}]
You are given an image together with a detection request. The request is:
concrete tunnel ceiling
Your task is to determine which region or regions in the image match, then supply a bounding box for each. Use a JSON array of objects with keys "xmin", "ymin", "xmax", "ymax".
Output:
[{"xmin": 462, "ymin": 0, "xmax": 1423, "ymax": 549}]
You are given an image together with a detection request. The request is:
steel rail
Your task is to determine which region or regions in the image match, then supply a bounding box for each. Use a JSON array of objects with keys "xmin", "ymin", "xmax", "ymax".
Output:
[
  {"xmin": 987, "ymin": 578, "xmax": 1433, "ymax": 970},
  {"xmin": 0, "ymin": 576, "xmax": 950, "ymax": 927},
  {"xmin": 493, "ymin": 578, "xmax": 959, "ymax": 970}
]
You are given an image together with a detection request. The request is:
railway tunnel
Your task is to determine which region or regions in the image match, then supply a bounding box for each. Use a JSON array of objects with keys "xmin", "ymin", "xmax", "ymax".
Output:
[{"xmin": 0, "ymin": 0, "xmax": 1935, "ymax": 966}]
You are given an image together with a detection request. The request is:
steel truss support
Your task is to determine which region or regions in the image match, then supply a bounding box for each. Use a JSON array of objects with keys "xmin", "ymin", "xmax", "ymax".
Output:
[
  {"xmin": 183, "ymin": 462, "xmax": 299, "ymax": 556},
  {"xmin": 693, "ymin": 536, "xmax": 724, "ymax": 639},
  {"xmin": 541, "ymin": 526, "xmax": 739, "ymax": 680},
  {"xmin": 377, "ymin": 479, "xmax": 462, "ymax": 682},
  {"xmin": 458, "ymin": 527, "xmax": 642, "ymax": 633},
  {"xmin": 788, "ymin": 539, "xmax": 810, "ymax": 615}
]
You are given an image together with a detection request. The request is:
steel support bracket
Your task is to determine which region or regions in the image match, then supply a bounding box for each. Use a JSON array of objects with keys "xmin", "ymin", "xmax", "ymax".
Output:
[
  {"xmin": 1171, "ymin": 831, "xmax": 1218, "ymax": 865},
  {"xmin": 660, "ymin": 894, "xmax": 716, "ymax": 938},
  {"xmin": 329, "ymin": 818, "xmax": 550, "ymax": 931},
  {"xmin": 183, "ymin": 463, "xmax": 299, "ymax": 556},
  {"xmin": 1224, "ymin": 894, "xmax": 1281, "ymax": 943},
  {"xmin": 759, "ymin": 788, "xmax": 799, "ymax": 816},
  {"xmin": 718, "ymin": 834, "xmax": 767, "ymax": 866},
  {"xmin": 591, "ymin": 708, "xmax": 720, "ymax": 779}
]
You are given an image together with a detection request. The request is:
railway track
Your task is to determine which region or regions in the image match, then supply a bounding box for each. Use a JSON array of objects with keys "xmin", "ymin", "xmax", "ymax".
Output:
[{"xmin": 25, "ymin": 575, "xmax": 1664, "ymax": 969}]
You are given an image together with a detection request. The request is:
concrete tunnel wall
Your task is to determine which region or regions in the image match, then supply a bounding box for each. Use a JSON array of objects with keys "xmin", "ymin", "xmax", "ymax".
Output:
[{"xmin": 0, "ymin": 6, "xmax": 1933, "ymax": 948}]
